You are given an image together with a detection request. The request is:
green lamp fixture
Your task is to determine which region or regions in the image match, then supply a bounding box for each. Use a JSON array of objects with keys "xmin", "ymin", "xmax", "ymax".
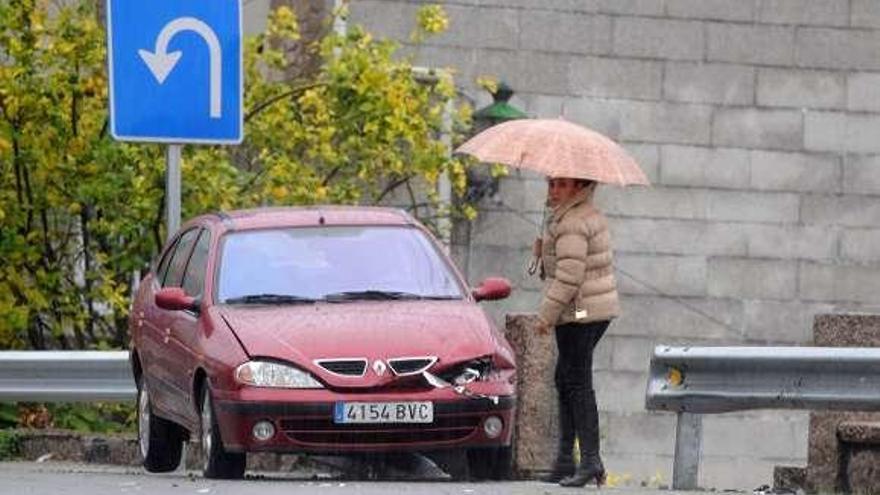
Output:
[{"xmin": 472, "ymin": 81, "xmax": 528, "ymax": 132}]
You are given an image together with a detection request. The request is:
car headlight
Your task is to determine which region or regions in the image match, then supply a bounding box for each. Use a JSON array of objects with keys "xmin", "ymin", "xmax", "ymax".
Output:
[{"xmin": 235, "ymin": 361, "xmax": 324, "ymax": 389}]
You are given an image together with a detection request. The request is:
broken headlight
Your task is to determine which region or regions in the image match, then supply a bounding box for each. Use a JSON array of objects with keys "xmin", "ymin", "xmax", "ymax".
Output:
[{"xmin": 439, "ymin": 357, "xmax": 494, "ymax": 385}]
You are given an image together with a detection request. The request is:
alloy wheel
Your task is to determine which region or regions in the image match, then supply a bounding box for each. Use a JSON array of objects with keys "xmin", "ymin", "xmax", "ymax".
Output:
[
  {"xmin": 138, "ymin": 385, "xmax": 151, "ymax": 459},
  {"xmin": 201, "ymin": 391, "xmax": 213, "ymax": 472}
]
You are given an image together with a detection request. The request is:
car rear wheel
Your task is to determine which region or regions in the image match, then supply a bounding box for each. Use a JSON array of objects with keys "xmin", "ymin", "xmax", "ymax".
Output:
[
  {"xmin": 467, "ymin": 446, "xmax": 514, "ymax": 480},
  {"xmin": 199, "ymin": 386, "xmax": 246, "ymax": 479},
  {"xmin": 137, "ymin": 376, "xmax": 184, "ymax": 473}
]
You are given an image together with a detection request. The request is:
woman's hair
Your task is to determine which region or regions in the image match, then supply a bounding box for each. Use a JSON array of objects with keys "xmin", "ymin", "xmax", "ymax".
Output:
[{"xmin": 547, "ymin": 177, "xmax": 597, "ymax": 189}]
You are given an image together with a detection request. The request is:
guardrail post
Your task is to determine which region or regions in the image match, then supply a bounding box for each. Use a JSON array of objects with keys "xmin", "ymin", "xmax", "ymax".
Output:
[{"xmin": 673, "ymin": 412, "xmax": 702, "ymax": 490}]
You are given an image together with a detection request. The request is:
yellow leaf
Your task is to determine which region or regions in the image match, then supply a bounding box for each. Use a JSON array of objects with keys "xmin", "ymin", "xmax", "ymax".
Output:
[
  {"xmin": 271, "ymin": 185, "xmax": 288, "ymax": 202},
  {"xmin": 476, "ymin": 75, "xmax": 498, "ymax": 94}
]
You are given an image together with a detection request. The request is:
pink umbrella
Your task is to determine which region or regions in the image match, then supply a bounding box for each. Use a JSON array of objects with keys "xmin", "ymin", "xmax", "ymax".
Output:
[{"xmin": 455, "ymin": 118, "xmax": 650, "ymax": 186}]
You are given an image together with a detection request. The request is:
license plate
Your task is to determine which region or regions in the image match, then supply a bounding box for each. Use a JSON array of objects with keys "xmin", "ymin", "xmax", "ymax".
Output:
[{"xmin": 334, "ymin": 401, "xmax": 433, "ymax": 424}]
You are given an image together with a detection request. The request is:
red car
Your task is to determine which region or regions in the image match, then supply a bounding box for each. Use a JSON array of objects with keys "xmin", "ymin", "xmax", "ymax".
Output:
[{"xmin": 129, "ymin": 207, "xmax": 516, "ymax": 480}]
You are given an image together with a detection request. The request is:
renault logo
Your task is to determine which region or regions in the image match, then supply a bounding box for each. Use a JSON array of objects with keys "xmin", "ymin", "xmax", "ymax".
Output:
[{"xmin": 372, "ymin": 360, "xmax": 387, "ymax": 376}]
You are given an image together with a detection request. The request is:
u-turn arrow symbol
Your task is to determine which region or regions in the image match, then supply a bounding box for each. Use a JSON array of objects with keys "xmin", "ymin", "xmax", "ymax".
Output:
[{"xmin": 138, "ymin": 17, "xmax": 222, "ymax": 119}]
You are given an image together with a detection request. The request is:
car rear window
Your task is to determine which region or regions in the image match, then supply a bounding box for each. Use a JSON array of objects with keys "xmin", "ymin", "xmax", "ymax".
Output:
[{"xmin": 216, "ymin": 226, "xmax": 464, "ymax": 303}]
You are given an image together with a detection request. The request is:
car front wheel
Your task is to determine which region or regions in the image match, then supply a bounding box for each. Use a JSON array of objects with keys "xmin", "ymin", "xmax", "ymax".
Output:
[
  {"xmin": 137, "ymin": 376, "xmax": 184, "ymax": 472},
  {"xmin": 199, "ymin": 385, "xmax": 246, "ymax": 479}
]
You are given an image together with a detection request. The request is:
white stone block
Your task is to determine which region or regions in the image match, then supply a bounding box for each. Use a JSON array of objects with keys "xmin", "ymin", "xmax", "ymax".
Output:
[
  {"xmin": 757, "ymin": 68, "xmax": 846, "ymax": 109},
  {"xmin": 743, "ymin": 224, "xmax": 839, "ymax": 261},
  {"xmin": 613, "ymin": 17, "xmax": 704, "ymax": 61},
  {"xmin": 749, "ymin": 150, "xmax": 841, "ymax": 193},
  {"xmin": 843, "ymin": 154, "xmax": 880, "ymax": 195},
  {"xmin": 713, "ymin": 108, "xmax": 803, "ymax": 151},
  {"xmin": 616, "ymin": 254, "xmax": 708, "ymax": 297},
  {"xmin": 708, "ymin": 258, "xmax": 798, "ymax": 300},
  {"xmin": 664, "ymin": 62, "xmax": 755, "ymax": 105},
  {"xmin": 801, "ymin": 194, "xmax": 880, "ymax": 227},
  {"xmin": 609, "ymin": 217, "xmax": 748, "ymax": 257},
  {"xmin": 799, "ymin": 261, "xmax": 880, "ymax": 304},
  {"xmin": 661, "ymin": 145, "xmax": 750, "ymax": 189},
  {"xmin": 708, "ymin": 23, "xmax": 795, "ymax": 65},
  {"xmin": 758, "ymin": 0, "xmax": 849, "ymax": 27}
]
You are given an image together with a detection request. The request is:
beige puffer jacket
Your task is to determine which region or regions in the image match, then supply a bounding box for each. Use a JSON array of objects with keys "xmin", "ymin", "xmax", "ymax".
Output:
[{"xmin": 537, "ymin": 187, "xmax": 621, "ymax": 326}]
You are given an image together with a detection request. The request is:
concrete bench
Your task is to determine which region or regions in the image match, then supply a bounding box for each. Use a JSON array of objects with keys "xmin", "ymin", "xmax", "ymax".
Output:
[{"xmin": 837, "ymin": 421, "xmax": 880, "ymax": 494}]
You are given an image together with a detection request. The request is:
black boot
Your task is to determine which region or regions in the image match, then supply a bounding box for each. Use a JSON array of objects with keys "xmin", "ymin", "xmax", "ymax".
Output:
[
  {"xmin": 560, "ymin": 390, "xmax": 605, "ymax": 488},
  {"xmin": 560, "ymin": 453, "xmax": 605, "ymax": 488},
  {"xmin": 541, "ymin": 391, "xmax": 575, "ymax": 483}
]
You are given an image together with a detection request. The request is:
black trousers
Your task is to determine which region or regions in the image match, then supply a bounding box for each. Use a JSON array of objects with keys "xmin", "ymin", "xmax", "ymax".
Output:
[
  {"xmin": 554, "ymin": 320, "xmax": 608, "ymax": 394},
  {"xmin": 553, "ymin": 320, "xmax": 610, "ymax": 459}
]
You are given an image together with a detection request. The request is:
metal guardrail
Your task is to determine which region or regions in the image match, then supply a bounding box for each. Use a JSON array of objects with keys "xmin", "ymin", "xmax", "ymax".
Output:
[
  {"xmin": 0, "ymin": 351, "xmax": 135, "ymax": 402},
  {"xmin": 646, "ymin": 346, "xmax": 880, "ymax": 490},
  {"xmin": 5, "ymin": 347, "xmax": 875, "ymax": 487}
]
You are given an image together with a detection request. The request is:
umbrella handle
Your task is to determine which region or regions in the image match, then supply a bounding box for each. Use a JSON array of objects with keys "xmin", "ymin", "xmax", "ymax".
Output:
[
  {"xmin": 527, "ymin": 256, "xmax": 539, "ymax": 276},
  {"xmin": 528, "ymin": 238, "xmax": 543, "ymax": 277}
]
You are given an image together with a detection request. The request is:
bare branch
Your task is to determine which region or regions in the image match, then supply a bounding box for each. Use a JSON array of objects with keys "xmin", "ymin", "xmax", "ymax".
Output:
[
  {"xmin": 373, "ymin": 175, "xmax": 413, "ymax": 205},
  {"xmin": 244, "ymin": 81, "xmax": 325, "ymax": 122}
]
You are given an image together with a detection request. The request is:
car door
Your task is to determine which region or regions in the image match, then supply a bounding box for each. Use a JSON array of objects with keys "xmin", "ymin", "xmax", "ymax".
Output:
[
  {"xmin": 166, "ymin": 228, "xmax": 212, "ymax": 425},
  {"xmin": 138, "ymin": 233, "xmax": 180, "ymax": 415},
  {"xmin": 148, "ymin": 227, "xmax": 200, "ymax": 421}
]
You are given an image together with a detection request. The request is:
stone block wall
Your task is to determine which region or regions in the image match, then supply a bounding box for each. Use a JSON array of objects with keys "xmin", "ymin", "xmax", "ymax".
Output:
[{"xmin": 243, "ymin": 0, "xmax": 880, "ymax": 489}]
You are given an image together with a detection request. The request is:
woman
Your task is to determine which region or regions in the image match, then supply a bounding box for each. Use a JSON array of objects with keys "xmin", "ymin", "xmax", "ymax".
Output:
[{"xmin": 535, "ymin": 177, "xmax": 620, "ymax": 488}]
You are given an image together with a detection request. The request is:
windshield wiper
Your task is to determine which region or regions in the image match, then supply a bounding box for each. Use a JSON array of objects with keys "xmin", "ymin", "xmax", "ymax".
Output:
[
  {"xmin": 224, "ymin": 294, "xmax": 320, "ymax": 305},
  {"xmin": 323, "ymin": 290, "xmax": 427, "ymax": 302}
]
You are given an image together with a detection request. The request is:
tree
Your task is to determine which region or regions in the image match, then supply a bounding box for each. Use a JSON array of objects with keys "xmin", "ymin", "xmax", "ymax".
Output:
[
  {"xmin": 0, "ymin": 0, "xmax": 471, "ymax": 350},
  {"xmin": 0, "ymin": 0, "xmax": 163, "ymax": 349},
  {"xmin": 268, "ymin": 0, "xmax": 332, "ymax": 81}
]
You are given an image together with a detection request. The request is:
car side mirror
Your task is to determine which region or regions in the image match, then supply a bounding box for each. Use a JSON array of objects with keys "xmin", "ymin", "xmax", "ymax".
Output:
[
  {"xmin": 155, "ymin": 287, "xmax": 198, "ymax": 312},
  {"xmin": 472, "ymin": 277, "xmax": 512, "ymax": 302}
]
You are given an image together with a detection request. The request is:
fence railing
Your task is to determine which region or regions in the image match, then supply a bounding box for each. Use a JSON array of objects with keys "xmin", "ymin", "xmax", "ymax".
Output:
[
  {"xmin": 0, "ymin": 351, "xmax": 135, "ymax": 402},
  {"xmin": 646, "ymin": 346, "xmax": 880, "ymax": 490}
]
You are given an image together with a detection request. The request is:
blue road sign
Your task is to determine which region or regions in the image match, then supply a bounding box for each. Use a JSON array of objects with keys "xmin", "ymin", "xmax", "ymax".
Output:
[{"xmin": 107, "ymin": 0, "xmax": 242, "ymax": 144}]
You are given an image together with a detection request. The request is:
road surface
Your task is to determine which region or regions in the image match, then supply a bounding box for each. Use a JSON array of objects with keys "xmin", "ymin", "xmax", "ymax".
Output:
[{"xmin": 0, "ymin": 462, "xmax": 715, "ymax": 495}]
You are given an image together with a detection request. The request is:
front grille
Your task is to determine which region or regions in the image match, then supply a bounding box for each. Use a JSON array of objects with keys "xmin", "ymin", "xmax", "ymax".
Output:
[
  {"xmin": 280, "ymin": 413, "xmax": 480, "ymax": 445},
  {"xmin": 316, "ymin": 359, "xmax": 367, "ymax": 377},
  {"xmin": 388, "ymin": 357, "xmax": 437, "ymax": 376}
]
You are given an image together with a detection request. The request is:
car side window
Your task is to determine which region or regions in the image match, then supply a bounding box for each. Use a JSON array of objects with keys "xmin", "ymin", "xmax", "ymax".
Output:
[
  {"xmin": 182, "ymin": 230, "xmax": 211, "ymax": 298},
  {"xmin": 163, "ymin": 228, "xmax": 200, "ymax": 288},
  {"xmin": 155, "ymin": 237, "xmax": 179, "ymax": 285}
]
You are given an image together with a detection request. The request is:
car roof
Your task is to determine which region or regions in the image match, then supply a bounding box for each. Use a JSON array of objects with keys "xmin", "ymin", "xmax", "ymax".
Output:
[{"xmin": 193, "ymin": 206, "xmax": 417, "ymax": 231}]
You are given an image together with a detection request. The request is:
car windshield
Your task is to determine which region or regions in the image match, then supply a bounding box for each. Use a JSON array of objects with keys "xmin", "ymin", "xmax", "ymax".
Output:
[{"xmin": 216, "ymin": 226, "xmax": 464, "ymax": 304}]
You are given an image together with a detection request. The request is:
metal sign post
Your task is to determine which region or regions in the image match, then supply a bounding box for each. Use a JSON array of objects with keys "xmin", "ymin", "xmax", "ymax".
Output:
[
  {"xmin": 165, "ymin": 145, "xmax": 182, "ymax": 237},
  {"xmin": 673, "ymin": 412, "xmax": 702, "ymax": 490}
]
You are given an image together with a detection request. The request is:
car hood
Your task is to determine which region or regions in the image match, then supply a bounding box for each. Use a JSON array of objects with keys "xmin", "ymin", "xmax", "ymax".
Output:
[{"xmin": 218, "ymin": 301, "xmax": 503, "ymax": 389}]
